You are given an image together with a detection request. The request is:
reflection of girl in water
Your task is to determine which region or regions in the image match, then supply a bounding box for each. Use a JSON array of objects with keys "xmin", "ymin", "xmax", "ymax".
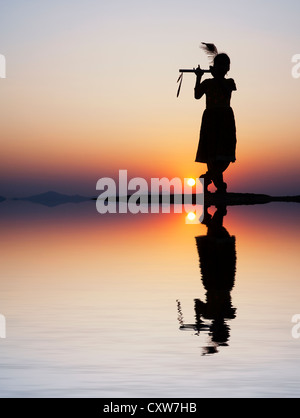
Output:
[
  {"xmin": 195, "ymin": 205, "xmax": 236, "ymax": 355},
  {"xmin": 194, "ymin": 45, "xmax": 237, "ymax": 193}
]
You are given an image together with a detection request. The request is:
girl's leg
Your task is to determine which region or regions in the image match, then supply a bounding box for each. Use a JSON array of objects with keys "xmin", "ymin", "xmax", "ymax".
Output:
[
  {"xmin": 199, "ymin": 166, "xmax": 212, "ymax": 193},
  {"xmin": 207, "ymin": 161, "xmax": 230, "ymax": 192}
]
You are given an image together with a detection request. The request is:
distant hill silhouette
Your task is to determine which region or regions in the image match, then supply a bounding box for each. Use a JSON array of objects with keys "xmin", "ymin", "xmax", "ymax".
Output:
[
  {"xmin": 93, "ymin": 192, "xmax": 300, "ymax": 206},
  {"xmin": 14, "ymin": 191, "xmax": 92, "ymax": 207},
  {"xmin": 4, "ymin": 190, "xmax": 300, "ymax": 207},
  {"xmin": 0, "ymin": 196, "xmax": 6, "ymax": 203}
]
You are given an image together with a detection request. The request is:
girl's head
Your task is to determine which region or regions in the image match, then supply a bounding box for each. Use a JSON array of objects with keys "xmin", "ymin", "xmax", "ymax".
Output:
[{"xmin": 211, "ymin": 53, "xmax": 230, "ymax": 78}]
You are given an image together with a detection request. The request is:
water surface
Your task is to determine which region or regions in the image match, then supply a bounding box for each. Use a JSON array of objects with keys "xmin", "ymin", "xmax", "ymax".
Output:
[{"xmin": 0, "ymin": 200, "xmax": 299, "ymax": 398}]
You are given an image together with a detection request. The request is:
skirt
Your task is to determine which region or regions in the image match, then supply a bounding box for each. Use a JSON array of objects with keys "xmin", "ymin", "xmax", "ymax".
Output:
[{"xmin": 195, "ymin": 107, "xmax": 237, "ymax": 163}]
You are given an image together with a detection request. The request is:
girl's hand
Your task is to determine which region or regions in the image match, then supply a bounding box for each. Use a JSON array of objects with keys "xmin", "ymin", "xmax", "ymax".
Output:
[{"xmin": 193, "ymin": 65, "xmax": 204, "ymax": 77}]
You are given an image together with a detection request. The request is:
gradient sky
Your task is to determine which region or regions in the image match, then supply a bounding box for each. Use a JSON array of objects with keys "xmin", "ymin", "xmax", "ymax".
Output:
[{"xmin": 1, "ymin": 0, "xmax": 300, "ymax": 197}]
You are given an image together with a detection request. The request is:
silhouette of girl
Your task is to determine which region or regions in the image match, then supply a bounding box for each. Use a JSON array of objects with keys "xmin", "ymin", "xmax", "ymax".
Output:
[{"xmin": 194, "ymin": 47, "xmax": 237, "ymax": 193}]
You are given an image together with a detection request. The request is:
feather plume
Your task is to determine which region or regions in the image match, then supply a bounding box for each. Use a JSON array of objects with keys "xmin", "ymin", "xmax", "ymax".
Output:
[
  {"xmin": 200, "ymin": 43, "xmax": 218, "ymax": 61},
  {"xmin": 176, "ymin": 72, "xmax": 183, "ymax": 97}
]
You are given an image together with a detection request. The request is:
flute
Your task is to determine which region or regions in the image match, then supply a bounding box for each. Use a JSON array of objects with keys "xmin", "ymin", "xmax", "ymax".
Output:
[
  {"xmin": 179, "ymin": 69, "xmax": 211, "ymax": 73},
  {"xmin": 177, "ymin": 67, "xmax": 211, "ymax": 97}
]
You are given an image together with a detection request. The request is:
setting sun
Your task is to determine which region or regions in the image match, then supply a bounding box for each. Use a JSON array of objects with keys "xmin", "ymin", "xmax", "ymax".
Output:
[
  {"xmin": 187, "ymin": 178, "xmax": 196, "ymax": 187},
  {"xmin": 187, "ymin": 212, "xmax": 196, "ymax": 221}
]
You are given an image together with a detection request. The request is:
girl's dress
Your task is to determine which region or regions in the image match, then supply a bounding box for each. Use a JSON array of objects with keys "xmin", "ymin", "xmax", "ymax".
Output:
[{"xmin": 195, "ymin": 78, "xmax": 237, "ymax": 163}]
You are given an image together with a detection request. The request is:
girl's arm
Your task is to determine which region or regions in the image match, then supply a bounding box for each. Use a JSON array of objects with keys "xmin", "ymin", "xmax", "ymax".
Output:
[{"xmin": 194, "ymin": 67, "xmax": 206, "ymax": 99}]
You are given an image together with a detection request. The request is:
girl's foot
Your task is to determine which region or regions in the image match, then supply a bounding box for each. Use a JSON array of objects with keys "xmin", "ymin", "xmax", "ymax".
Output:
[{"xmin": 215, "ymin": 182, "xmax": 227, "ymax": 194}]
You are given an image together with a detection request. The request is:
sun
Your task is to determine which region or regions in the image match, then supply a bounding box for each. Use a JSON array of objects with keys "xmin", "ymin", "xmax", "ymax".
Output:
[
  {"xmin": 187, "ymin": 178, "xmax": 196, "ymax": 187},
  {"xmin": 187, "ymin": 212, "xmax": 196, "ymax": 221}
]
